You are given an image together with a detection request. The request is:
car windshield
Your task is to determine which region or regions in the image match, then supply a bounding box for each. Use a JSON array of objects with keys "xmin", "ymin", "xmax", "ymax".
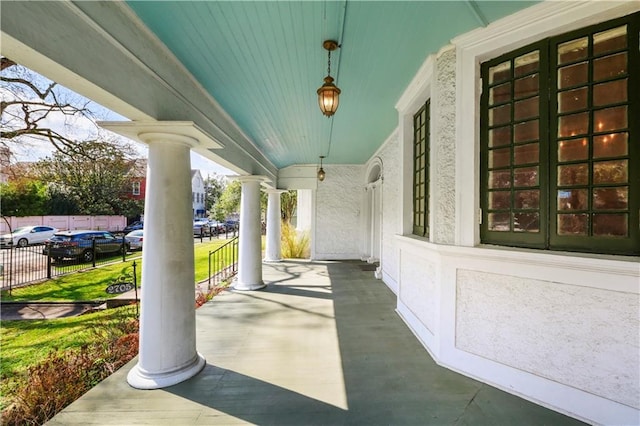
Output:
[
  {"xmin": 11, "ymin": 227, "xmax": 30, "ymax": 234},
  {"xmin": 129, "ymin": 230, "xmax": 143, "ymax": 236},
  {"xmin": 50, "ymin": 235, "xmax": 72, "ymax": 242}
]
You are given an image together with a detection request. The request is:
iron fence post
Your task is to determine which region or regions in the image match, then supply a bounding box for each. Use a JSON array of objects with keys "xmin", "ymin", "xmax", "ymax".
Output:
[
  {"xmin": 208, "ymin": 250, "xmax": 212, "ymax": 290},
  {"xmin": 47, "ymin": 249, "xmax": 52, "ymax": 279},
  {"xmin": 122, "ymin": 235, "xmax": 126, "ymax": 262},
  {"xmin": 92, "ymin": 238, "xmax": 97, "ymax": 267}
]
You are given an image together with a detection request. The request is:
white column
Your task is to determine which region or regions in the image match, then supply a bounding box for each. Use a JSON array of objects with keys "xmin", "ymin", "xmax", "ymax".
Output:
[
  {"xmin": 296, "ymin": 189, "xmax": 312, "ymax": 232},
  {"xmin": 127, "ymin": 133, "xmax": 205, "ymax": 389},
  {"xmin": 234, "ymin": 176, "xmax": 266, "ymax": 290},
  {"xmin": 264, "ymin": 189, "xmax": 285, "ymax": 262}
]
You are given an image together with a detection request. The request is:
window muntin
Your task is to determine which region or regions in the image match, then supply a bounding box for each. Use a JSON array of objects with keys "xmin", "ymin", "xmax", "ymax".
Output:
[
  {"xmin": 413, "ymin": 100, "xmax": 430, "ymax": 237},
  {"xmin": 132, "ymin": 181, "xmax": 141, "ymax": 196},
  {"xmin": 484, "ymin": 47, "xmax": 544, "ymax": 239},
  {"xmin": 481, "ymin": 13, "xmax": 638, "ymax": 255}
]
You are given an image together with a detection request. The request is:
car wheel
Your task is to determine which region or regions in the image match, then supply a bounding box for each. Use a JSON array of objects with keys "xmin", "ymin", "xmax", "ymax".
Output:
[
  {"xmin": 17, "ymin": 238, "xmax": 28, "ymax": 248},
  {"xmin": 81, "ymin": 249, "xmax": 94, "ymax": 263}
]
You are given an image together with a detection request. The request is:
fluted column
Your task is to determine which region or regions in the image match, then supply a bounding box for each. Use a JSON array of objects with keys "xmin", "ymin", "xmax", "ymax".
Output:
[
  {"xmin": 264, "ymin": 189, "xmax": 286, "ymax": 262},
  {"xmin": 110, "ymin": 131, "xmax": 205, "ymax": 389},
  {"xmin": 234, "ymin": 176, "xmax": 267, "ymax": 290}
]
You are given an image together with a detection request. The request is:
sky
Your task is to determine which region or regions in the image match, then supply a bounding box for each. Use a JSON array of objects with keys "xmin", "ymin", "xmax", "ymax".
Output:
[{"xmin": 2, "ymin": 64, "xmax": 234, "ymax": 179}]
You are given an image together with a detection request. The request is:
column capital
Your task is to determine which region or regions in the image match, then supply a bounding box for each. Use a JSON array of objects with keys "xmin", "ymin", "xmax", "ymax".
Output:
[
  {"xmin": 230, "ymin": 175, "xmax": 270, "ymax": 184},
  {"xmin": 263, "ymin": 188, "xmax": 287, "ymax": 194},
  {"xmin": 98, "ymin": 120, "xmax": 223, "ymax": 149}
]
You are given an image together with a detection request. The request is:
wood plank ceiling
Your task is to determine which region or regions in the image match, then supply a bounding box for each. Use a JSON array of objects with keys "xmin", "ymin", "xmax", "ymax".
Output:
[{"xmin": 125, "ymin": 1, "xmax": 538, "ymax": 168}]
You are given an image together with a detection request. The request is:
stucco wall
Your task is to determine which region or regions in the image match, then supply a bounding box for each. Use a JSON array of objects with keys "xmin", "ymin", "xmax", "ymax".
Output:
[
  {"xmin": 390, "ymin": 3, "xmax": 640, "ymax": 424},
  {"xmin": 314, "ymin": 165, "xmax": 363, "ymax": 259},
  {"xmin": 399, "ymin": 249, "xmax": 437, "ymax": 335},
  {"xmin": 456, "ymin": 269, "xmax": 639, "ymax": 409},
  {"xmin": 376, "ymin": 133, "xmax": 401, "ymax": 291},
  {"xmin": 432, "ymin": 48, "xmax": 456, "ymax": 245}
]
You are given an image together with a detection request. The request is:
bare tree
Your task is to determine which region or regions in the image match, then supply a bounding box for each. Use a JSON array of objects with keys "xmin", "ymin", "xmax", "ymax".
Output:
[{"xmin": 1, "ymin": 57, "xmax": 98, "ymax": 158}]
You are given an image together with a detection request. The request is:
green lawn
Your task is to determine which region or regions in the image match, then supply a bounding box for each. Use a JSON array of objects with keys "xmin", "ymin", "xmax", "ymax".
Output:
[
  {"xmin": 1, "ymin": 239, "xmax": 231, "ymax": 302},
  {"xmin": 1, "ymin": 239, "xmax": 235, "ymax": 412},
  {"xmin": 0, "ymin": 306, "xmax": 137, "ymax": 382}
]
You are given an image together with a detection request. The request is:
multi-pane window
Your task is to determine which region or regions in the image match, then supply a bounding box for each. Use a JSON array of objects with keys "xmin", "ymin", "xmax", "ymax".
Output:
[
  {"xmin": 413, "ymin": 100, "xmax": 430, "ymax": 237},
  {"xmin": 132, "ymin": 181, "xmax": 140, "ymax": 196},
  {"xmin": 481, "ymin": 12, "xmax": 638, "ymax": 255}
]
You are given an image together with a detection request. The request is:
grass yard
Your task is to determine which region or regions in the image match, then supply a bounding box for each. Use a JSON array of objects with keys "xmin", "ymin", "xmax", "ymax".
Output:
[
  {"xmin": 0, "ymin": 305, "xmax": 138, "ymax": 413},
  {"xmin": 0, "ymin": 239, "xmax": 234, "ymax": 419},
  {"xmin": 0, "ymin": 306, "xmax": 137, "ymax": 382},
  {"xmin": 1, "ymin": 239, "xmax": 231, "ymax": 302}
]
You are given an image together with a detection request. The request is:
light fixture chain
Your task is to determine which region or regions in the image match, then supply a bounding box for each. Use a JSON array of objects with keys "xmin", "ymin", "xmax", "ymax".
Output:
[{"xmin": 327, "ymin": 50, "xmax": 331, "ymax": 76}]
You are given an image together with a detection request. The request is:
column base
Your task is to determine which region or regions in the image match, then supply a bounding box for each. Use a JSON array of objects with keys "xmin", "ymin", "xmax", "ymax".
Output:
[
  {"xmin": 127, "ymin": 352, "xmax": 206, "ymax": 390},
  {"xmin": 233, "ymin": 279, "xmax": 266, "ymax": 291},
  {"xmin": 263, "ymin": 257, "xmax": 282, "ymax": 263}
]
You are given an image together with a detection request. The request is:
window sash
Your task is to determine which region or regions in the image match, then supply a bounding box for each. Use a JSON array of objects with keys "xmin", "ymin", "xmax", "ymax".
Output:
[
  {"xmin": 480, "ymin": 11, "xmax": 639, "ymax": 255},
  {"xmin": 413, "ymin": 100, "xmax": 430, "ymax": 237}
]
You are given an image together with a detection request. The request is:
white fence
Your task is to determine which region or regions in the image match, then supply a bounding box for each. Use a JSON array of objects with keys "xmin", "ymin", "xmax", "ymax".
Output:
[{"xmin": 0, "ymin": 215, "xmax": 127, "ymax": 234}]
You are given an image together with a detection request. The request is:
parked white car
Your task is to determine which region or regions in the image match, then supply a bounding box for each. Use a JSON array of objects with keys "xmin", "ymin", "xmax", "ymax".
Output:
[
  {"xmin": 0, "ymin": 226, "xmax": 58, "ymax": 248},
  {"xmin": 125, "ymin": 229, "xmax": 144, "ymax": 251}
]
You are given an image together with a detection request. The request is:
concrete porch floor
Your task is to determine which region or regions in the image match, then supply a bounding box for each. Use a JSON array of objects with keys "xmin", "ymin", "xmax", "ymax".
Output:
[{"xmin": 49, "ymin": 260, "xmax": 585, "ymax": 425}]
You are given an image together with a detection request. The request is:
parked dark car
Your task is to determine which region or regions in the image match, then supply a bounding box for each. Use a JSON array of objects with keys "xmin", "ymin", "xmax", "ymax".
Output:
[
  {"xmin": 43, "ymin": 230, "xmax": 128, "ymax": 262},
  {"xmin": 123, "ymin": 221, "xmax": 144, "ymax": 233},
  {"xmin": 207, "ymin": 220, "xmax": 226, "ymax": 234},
  {"xmin": 193, "ymin": 219, "xmax": 211, "ymax": 236}
]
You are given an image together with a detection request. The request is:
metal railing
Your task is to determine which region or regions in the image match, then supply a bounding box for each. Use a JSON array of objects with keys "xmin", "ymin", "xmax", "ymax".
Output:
[
  {"xmin": 1, "ymin": 238, "xmax": 129, "ymax": 294},
  {"xmin": 195, "ymin": 223, "xmax": 238, "ymax": 243},
  {"xmin": 207, "ymin": 236, "xmax": 239, "ymax": 290}
]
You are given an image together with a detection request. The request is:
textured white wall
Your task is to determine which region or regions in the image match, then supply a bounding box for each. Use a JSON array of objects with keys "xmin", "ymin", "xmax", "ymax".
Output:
[
  {"xmin": 399, "ymin": 249, "xmax": 437, "ymax": 334},
  {"xmin": 295, "ymin": 189, "xmax": 312, "ymax": 232},
  {"xmin": 376, "ymin": 133, "xmax": 401, "ymax": 290},
  {"xmin": 390, "ymin": 3, "xmax": 640, "ymax": 423},
  {"xmin": 314, "ymin": 165, "xmax": 363, "ymax": 259},
  {"xmin": 456, "ymin": 269, "xmax": 639, "ymax": 409},
  {"xmin": 432, "ymin": 48, "xmax": 457, "ymax": 245}
]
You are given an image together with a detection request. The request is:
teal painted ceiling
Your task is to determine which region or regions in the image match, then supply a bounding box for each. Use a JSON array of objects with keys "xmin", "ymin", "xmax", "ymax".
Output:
[{"xmin": 126, "ymin": 1, "xmax": 537, "ymax": 168}]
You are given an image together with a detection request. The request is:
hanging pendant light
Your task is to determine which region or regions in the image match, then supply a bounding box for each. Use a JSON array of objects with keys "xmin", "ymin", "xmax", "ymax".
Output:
[
  {"xmin": 317, "ymin": 156, "xmax": 326, "ymax": 181},
  {"xmin": 317, "ymin": 40, "xmax": 341, "ymax": 117}
]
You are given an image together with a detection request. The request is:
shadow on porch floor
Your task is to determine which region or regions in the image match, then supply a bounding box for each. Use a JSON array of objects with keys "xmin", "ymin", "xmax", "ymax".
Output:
[{"xmin": 48, "ymin": 260, "xmax": 585, "ymax": 425}]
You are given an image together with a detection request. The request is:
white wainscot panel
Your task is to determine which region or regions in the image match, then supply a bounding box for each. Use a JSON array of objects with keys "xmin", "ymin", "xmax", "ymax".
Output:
[
  {"xmin": 456, "ymin": 269, "xmax": 639, "ymax": 409},
  {"xmin": 400, "ymin": 249, "xmax": 438, "ymax": 335}
]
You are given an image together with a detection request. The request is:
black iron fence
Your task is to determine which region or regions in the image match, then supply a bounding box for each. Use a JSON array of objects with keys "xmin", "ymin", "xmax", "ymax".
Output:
[
  {"xmin": 207, "ymin": 237, "xmax": 239, "ymax": 289},
  {"xmin": 1, "ymin": 238, "xmax": 129, "ymax": 293},
  {"xmin": 195, "ymin": 223, "xmax": 239, "ymax": 243}
]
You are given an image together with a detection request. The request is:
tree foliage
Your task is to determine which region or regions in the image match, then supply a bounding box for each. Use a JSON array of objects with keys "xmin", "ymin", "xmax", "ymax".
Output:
[
  {"xmin": 0, "ymin": 178, "xmax": 48, "ymax": 216},
  {"xmin": 213, "ymin": 180, "xmax": 241, "ymax": 221},
  {"xmin": 35, "ymin": 140, "xmax": 142, "ymax": 216},
  {"xmin": 281, "ymin": 191, "xmax": 297, "ymax": 223},
  {"xmin": 1, "ymin": 57, "xmax": 97, "ymax": 158},
  {"xmin": 204, "ymin": 175, "xmax": 225, "ymax": 216}
]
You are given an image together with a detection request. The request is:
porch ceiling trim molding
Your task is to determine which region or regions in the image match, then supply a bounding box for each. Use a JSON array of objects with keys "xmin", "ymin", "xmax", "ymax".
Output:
[{"xmin": 98, "ymin": 121, "xmax": 223, "ymax": 151}]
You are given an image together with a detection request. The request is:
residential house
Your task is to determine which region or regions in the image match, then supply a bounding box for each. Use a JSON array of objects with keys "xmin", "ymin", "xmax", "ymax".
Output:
[
  {"xmin": 3, "ymin": 2, "xmax": 638, "ymax": 424},
  {"xmin": 128, "ymin": 158, "xmax": 147, "ymax": 202},
  {"xmin": 191, "ymin": 169, "xmax": 206, "ymax": 218}
]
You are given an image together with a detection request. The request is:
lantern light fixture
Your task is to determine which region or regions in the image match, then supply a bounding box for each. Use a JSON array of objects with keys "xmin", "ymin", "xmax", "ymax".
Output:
[
  {"xmin": 317, "ymin": 40, "xmax": 341, "ymax": 117},
  {"xmin": 317, "ymin": 156, "xmax": 326, "ymax": 182}
]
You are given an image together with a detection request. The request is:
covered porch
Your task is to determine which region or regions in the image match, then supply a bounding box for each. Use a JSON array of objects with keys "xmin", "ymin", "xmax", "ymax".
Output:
[{"xmin": 49, "ymin": 260, "xmax": 582, "ymax": 425}]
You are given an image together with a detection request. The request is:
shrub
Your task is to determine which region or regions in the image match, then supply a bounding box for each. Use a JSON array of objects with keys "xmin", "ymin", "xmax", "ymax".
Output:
[
  {"xmin": 281, "ymin": 221, "xmax": 310, "ymax": 259},
  {"xmin": 195, "ymin": 282, "xmax": 229, "ymax": 308},
  {"xmin": 1, "ymin": 314, "xmax": 138, "ymax": 425}
]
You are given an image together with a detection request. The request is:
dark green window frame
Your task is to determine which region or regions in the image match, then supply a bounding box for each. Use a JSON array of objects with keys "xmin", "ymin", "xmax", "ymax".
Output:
[
  {"xmin": 413, "ymin": 100, "xmax": 430, "ymax": 237},
  {"xmin": 480, "ymin": 12, "xmax": 639, "ymax": 256}
]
